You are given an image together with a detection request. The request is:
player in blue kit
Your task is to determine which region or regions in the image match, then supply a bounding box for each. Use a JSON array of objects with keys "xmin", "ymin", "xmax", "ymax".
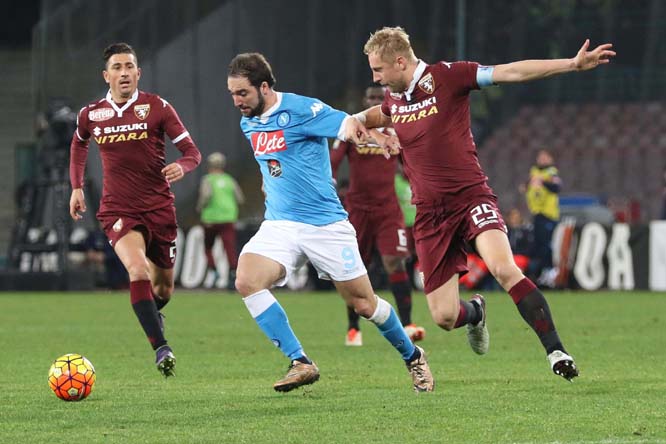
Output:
[{"xmin": 227, "ymin": 52, "xmax": 434, "ymax": 393}]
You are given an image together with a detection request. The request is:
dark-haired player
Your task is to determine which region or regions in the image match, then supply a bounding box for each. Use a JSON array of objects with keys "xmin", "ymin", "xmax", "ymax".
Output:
[
  {"xmin": 228, "ymin": 52, "xmax": 433, "ymax": 392},
  {"xmin": 69, "ymin": 43, "xmax": 201, "ymax": 377}
]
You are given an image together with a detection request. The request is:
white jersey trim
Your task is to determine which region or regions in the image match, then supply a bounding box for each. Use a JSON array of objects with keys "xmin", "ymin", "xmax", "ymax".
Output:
[
  {"xmin": 172, "ymin": 131, "xmax": 190, "ymax": 144},
  {"xmin": 105, "ymin": 89, "xmax": 139, "ymax": 117},
  {"xmin": 404, "ymin": 60, "xmax": 428, "ymax": 101},
  {"xmin": 337, "ymin": 115, "xmax": 352, "ymax": 141},
  {"xmin": 75, "ymin": 129, "xmax": 87, "ymax": 141}
]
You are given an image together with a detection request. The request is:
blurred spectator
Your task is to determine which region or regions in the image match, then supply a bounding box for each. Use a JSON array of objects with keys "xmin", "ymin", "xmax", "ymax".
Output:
[
  {"xmin": 197, "ymin": 152, "xmax": 245, "ymax": 288},
  {"xmin": 506, "ymin": 208, "xmax": 532, "ymax": 273},
  {"xmin": 506, "ymin": 208, "xmax": 533, "ymax": 257},
  {"xmin": 85, "ymin": 227, "xmax": 129, "ymax": 289},
  {"xmin": 36, "ymin": 98, "xmax": 77, "ymax": 179},
  {"xmin": 523, "ymin": 150, "xmax": 561, "ymax": 287}
]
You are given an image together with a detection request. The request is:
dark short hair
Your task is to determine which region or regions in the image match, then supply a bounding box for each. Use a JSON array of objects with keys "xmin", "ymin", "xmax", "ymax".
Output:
[
  {"xmin": 103, "ymin": 43, "xmax": 138, "ymax": 68},
  {"xmin": 228, "ymin": 53, "xmax": 276, "ymax": 88}
]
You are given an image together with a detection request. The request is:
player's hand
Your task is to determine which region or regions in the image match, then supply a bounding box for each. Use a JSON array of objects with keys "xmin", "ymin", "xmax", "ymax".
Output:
[
  {"xmin": 344, "ymin": 116, "xmax": 370, "ymax": 145},
  {"xmin": 69, "ymin": 188, "xmax": 86, "ymax": 221},
  {"xmin": 573, "ymin": 39, "xmax": 616, "ymax": 71},
  {"xmin": 377, "ymin": 134, "xmax": 402, "ymax": 159},
  {"xmin": 162, "ymin": 162, "xmax": 184, "ymax": 183}
]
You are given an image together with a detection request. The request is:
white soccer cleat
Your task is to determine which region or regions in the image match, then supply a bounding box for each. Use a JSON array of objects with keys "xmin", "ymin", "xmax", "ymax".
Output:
[
  {"xmin": 548, "ymin": 350, "xmax": 579, "ymax": 381},
  {"xmin": 466, "ymin": 294, "xmax": 489, "ymax": 355},
  {"xmin": 345, "ymin": 328, "xmax": 363, "ymax": 346},
  {"xmin": 404, "ymin": 324, "xmax": 426, "ymax": 342}
]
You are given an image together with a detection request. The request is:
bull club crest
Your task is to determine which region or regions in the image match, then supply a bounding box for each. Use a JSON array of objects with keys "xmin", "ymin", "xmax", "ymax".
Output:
[
  {"xmin": 134, "ymin": 104, "xmax": 151, "ymax": 120},
  {"xmin": 418, "ymin": 73, "xmax": 435, "ymax": 94}
]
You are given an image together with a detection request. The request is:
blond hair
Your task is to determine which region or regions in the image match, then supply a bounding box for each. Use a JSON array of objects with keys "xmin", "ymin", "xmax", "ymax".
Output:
[{"xmin": 363, "ymin": 26, "xmax": 416, "ymax": 62}]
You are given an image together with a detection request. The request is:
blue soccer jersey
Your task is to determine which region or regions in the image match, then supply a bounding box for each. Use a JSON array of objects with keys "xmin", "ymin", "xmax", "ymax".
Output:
[{"xmin": 239, "ymin": 92, "xmax": 349, "ymax": 225}]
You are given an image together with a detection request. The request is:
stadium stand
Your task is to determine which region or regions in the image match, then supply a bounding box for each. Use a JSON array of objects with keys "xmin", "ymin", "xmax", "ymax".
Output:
[
  {"xmin": 479, "ymin": 101, "xmax": 665, "ymax": 222},
  {"xmin": 0, "ymin": 49, "xmax": 33, "ymax": 258}
]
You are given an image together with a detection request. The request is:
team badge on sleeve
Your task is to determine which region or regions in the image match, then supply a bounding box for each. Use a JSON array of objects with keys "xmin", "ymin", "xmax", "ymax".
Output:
[
  {"xmin": 418, "ymin": 73, "xmax": 435, "ymax": 94},
  {"xmin": 134, "ymin": 104, "xmax": 151, "ymax": 120}
]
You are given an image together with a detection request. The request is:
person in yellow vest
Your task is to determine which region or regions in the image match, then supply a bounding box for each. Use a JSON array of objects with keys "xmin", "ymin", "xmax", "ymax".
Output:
[
  {"xmin": 525, "ymin": 149, "xmax": 561, "ymax": 287},
  {"xmin": 197, "ymin": 152, "xmax": 244, "ymax": 288}
]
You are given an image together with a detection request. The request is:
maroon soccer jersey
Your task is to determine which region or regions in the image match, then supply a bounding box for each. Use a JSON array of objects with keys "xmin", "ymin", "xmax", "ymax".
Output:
[
  {"xmin": 70, "ymin": 90, "xmax": 201, "ymax": 217},
  {"xmin": 381, "ymin": 61, "xmax": 492, "ymax": 204},
  {"xmin": 330, "ymin": 128, "xmax": 400, "ymax": 211}
]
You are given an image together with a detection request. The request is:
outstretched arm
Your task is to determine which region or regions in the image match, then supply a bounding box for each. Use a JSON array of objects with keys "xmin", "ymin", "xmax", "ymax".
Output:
[
  {"xmin": 353, "ymin": 105, "xmax": 392, "ymax": 129},
  {"xmin": 492, "ymin": 39, "xmax": 616, "ymax": 84}
]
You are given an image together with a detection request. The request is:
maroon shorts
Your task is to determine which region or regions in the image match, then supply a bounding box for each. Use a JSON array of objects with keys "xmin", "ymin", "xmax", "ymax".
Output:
[
  {"xmin": 414, "ymin": 194, "xmax": 506, "ymax": 294},
  {"xmin": 98, "ymin": 205, "xmax": 178, "ymax": 269},
  {"xmin": 347, "ymin": 205, "xmax": 410, "ymax": 265}
]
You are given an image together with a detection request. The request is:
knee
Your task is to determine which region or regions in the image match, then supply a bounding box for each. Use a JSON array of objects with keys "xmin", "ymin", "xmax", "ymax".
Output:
[
  {"xmin": 431, "ymin": 311, "xmax": 457, "ymax": 331},
  {"xmin": 234, "ymin": 271, "xmax": 258, "ymax": 296},
  {"xmin": 125, "ymin": 260, "xmax": 150, "ymax": 282},
  {"xmin": 153, "ymin": 282, "xmax": 174, "ymax": 301},
  {"xmin": 488, "ymin": 261, "xmax": 522, "ymax": 287},
  {"xmin": 351, "ymin": 297, "xmax": 375, "ymax": 319}
]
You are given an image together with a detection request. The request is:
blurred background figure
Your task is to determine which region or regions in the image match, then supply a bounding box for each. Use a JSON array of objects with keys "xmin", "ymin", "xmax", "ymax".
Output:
[
  {"xmin": 505, "ymin": 208, "xmax": 532, "ymax": 273},
  {"xmin": 197, "ymin": 152, "xmax": 244, "ymax": 289},
  {"xmin": 524, "ymin": 150, "xmax": 561, "ymax": 288},
  {"xmin": 82, "ymin": 223, "xmax": 129, "ymax": 290},
  {"xmin": 394, "ymin": 164, "xmax": 418, "ymax": 283}
]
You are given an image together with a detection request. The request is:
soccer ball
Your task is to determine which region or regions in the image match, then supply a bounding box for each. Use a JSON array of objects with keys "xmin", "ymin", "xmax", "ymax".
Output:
[{"xmin": 48, "ymin": 354, "xmax": 96, "ymax": 401}]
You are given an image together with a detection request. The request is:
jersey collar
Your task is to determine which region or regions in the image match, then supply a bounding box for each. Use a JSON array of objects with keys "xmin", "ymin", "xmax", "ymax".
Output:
[
  {"xmin": 404, "ymin": 60, "xmax": 427, "ymax": 101},
  {"xmin": 105, "ymin": 89, "xmax": 139, "ymax": 117}
]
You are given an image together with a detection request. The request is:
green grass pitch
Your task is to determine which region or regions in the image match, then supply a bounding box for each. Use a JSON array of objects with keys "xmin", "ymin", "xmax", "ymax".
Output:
[{"xmin": 0, "ymin": 290, "xmax": 665, "ymax": 443}]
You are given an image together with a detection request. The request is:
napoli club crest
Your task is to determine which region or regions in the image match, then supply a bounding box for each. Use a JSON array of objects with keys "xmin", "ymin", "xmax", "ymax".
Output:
[
  {"xmin": 418, "ymin": 73, "xmax": 435, "ymax": 94},
  {"xmin": 267, "ymin": 159, "xmax": 282, "ymax": 177},
  {"xmin": 134, "ymin": 104, "xmax": 151, "ymax": 120},
  {"xmin": 277, "ymin": 111, "xmax": 291, "ymax": 127}
]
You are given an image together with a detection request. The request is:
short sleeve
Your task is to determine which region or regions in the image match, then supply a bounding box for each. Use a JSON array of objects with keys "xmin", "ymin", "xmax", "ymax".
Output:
[
  {"xmin": 159, "ymin": 97, "xmax": 191, "ymax": 144},
  {"xmin": 436, "ymin": 61, "xmax": 480, "ymax": 94}
]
